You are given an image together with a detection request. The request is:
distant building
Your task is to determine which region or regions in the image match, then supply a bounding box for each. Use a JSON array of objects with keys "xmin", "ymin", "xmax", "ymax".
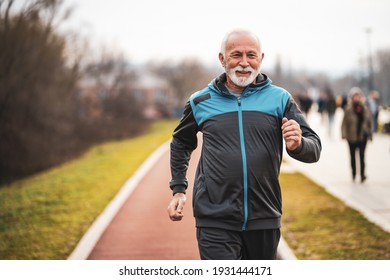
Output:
[
  {"xmin": 77, "ymin": 68, "xmax": 175, "ymax": 120},
  {"xmin": 131, "ymin": 71, "xmax": 175, "ymax": 119}
]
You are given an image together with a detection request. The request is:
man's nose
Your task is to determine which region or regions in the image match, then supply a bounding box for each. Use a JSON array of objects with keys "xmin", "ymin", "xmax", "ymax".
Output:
[{"xmin": 239, "ymin": 55, "xmax": 250, "ymax": 68}]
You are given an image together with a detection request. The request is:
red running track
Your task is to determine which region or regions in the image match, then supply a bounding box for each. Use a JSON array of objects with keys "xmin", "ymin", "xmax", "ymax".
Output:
[{"xmin": 87, "ymin": 145, "xmax": 201, "ymax": 260}]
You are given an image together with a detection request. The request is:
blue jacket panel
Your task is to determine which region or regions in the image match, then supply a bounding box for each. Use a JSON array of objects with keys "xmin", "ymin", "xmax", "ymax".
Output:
[{"xmin": 190, "ymin": 78, "xmax": 290, "ymax": 126}]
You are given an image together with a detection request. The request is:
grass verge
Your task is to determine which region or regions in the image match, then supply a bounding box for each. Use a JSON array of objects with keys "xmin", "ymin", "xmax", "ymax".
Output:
[
  {"xmin": 280, "ymin": 172, "xmax": 390, "ymax": 259},
  {"xmin": 0, "ymin": 119, "xmax": 178, "ymax": 259}
]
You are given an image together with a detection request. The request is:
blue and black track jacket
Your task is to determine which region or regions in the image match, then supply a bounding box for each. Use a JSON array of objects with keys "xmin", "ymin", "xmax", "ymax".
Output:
[{"xmin": 170, "ymin": 73, "xmax": 321, "ymax": 231}]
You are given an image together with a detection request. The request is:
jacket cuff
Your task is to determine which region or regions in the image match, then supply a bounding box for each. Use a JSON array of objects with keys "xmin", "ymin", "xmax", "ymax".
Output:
[
  {"xmin": 287, "ymin": 138, "xmax": 304, "ymax": 154},
  {"xmin": 172, "ymin": 185, "xmax": 187, "ymax": 196},
  {"xmin": 170, "ymin": 179, "xmax": 188, "ymax": 195}
]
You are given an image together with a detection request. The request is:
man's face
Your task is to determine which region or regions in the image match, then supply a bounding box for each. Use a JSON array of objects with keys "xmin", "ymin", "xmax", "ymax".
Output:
[{"xmin": 219, "ymin": 33, "xmax": 264, "ymax": 88}]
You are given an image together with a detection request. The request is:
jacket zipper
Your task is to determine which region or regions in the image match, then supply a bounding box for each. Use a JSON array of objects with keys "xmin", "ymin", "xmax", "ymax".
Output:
[{"xmin": 237, "ymin": 97, "xmax": 249, "ymax": 230}]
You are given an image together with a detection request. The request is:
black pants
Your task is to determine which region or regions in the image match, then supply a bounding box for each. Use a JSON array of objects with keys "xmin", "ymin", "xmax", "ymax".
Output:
[
  {"xmin": 196, "ymin": 227, "xmax": 280, "ymax": 260},
  {"xmin": 348, "ymin": 140, "xmax": 367, "ymax": 179}
]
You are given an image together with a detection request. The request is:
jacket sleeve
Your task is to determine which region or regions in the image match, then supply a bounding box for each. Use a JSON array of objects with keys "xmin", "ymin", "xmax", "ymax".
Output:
[
  {"xmin": 284, "ymin": 96, "xmax": 322, "ymax": 163},
  {"xmin": 170, "ymin": 100, "xmax": 199, "ymax": 195}
]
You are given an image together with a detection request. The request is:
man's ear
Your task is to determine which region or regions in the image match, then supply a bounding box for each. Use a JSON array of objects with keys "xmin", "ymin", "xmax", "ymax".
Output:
[{"xmin": 218, "ymin": 53, "xmax": 225, "ymax": 67}]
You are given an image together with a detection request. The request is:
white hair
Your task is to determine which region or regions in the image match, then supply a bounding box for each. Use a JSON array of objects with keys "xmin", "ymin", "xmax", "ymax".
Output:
[{"xmin": 220, "ymin": 29, "xmax": 261, "ymax": 56}]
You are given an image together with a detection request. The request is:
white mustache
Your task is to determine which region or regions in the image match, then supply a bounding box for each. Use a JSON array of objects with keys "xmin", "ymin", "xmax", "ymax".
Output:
[{"xmin": 233, "ymin": 66, "xmax": 255, "ymax": 73}]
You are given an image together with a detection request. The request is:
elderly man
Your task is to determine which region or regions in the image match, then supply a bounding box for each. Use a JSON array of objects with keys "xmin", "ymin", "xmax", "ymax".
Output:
[{"xmin": 167, "ymin": 29, "xmax": 321, "ymax": 260}]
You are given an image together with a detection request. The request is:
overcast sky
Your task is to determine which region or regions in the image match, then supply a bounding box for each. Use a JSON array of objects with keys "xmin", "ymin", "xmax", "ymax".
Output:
[{"xmin": 64, "ymin": 0, "xmax": 390, "ymax": 77}]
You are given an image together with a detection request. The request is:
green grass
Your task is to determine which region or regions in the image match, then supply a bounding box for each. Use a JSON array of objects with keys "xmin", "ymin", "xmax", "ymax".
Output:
[
  {"xmin": 0, "ymin": 119, "xmax": 178, "ymax": 260},
  {"xmin": 280, "ymin": 172, "xmax": 390, "ymax": 259}
]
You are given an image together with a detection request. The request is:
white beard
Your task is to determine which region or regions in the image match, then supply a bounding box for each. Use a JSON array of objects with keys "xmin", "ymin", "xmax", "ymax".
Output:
[{"xmin": 227, "ymin": 65, "xmax": 260, "ymax": 87}]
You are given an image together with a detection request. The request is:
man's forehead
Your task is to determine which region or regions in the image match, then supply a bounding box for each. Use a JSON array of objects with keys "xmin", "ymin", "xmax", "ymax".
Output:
[{"xmin": 225, "ymin": 33, "xmax": 260, "ymax": 52}]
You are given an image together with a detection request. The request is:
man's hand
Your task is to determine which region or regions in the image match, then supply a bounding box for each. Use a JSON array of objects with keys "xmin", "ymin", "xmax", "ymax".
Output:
[
  {"xmin": 167, "ymin": 192, "xmax": 186, "ymax": 221},
  {"xmin": 282, "ymin": 117, "xmax": 302, "ymax": 151}
]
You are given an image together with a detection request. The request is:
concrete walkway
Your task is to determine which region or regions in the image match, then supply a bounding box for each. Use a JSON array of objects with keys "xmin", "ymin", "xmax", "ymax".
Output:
[{"xmin": 283, "ymin": 108, "xmax": 390, "ymax": 233}]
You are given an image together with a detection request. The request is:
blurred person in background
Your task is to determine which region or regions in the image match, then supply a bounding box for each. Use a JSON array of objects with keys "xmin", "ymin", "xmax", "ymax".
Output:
[
  {"xmin": 317, "ymin": 91, "xmax": 327, "ymax": 124},
  {"xmin": 167, "ymin": 29, "xmax": 321, "ymax": 260},
  {"xmin": 324, "ymin": 88, "xmax": 337, "ymax": 138},
  {"xmin": 367, "ymin": 90, "xmax": 380, "ymax": 133},
  {"xmin": 341, "ymin": 87, "xmax": 372, "ymax": 183},
  {"xmin": 298, "ymin": 90, "xmax": 313, "ymax": 118}
]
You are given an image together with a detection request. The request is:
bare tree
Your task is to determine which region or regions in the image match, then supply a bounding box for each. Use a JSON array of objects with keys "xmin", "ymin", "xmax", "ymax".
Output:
[
  {"xmin": 0, "ymin": 0, "xmax": 80, "ymax": 181},
  {"xmin": 79, "ymin": 47, "xmax": 148, "ymax": 140},
  {"xmin": 149, "ymin": 58, "xmax": 218, "ymax": 107}
]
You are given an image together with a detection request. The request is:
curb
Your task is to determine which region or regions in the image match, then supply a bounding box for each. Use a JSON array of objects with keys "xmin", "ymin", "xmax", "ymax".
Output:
[{"xmin": 277, "ymin": 237, "xmax": 297, "ymax": 260}]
